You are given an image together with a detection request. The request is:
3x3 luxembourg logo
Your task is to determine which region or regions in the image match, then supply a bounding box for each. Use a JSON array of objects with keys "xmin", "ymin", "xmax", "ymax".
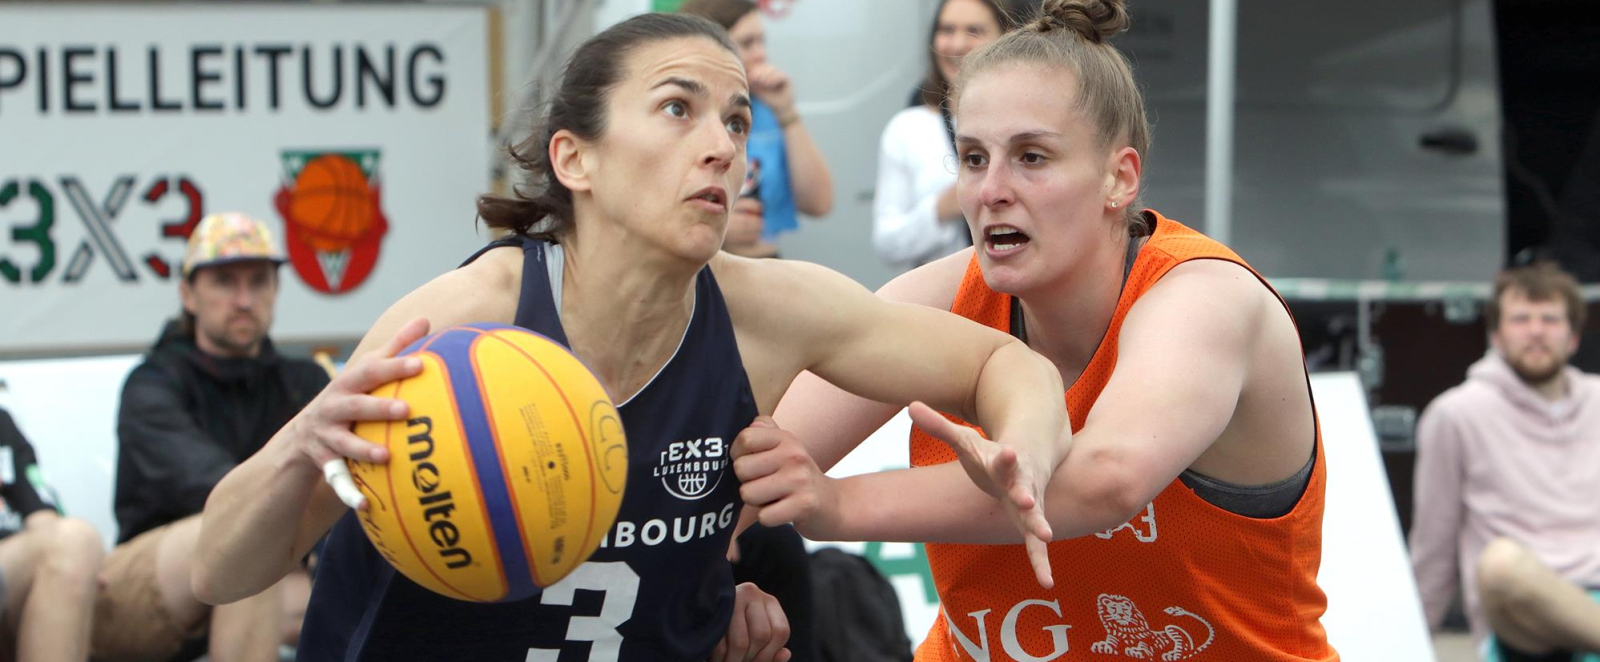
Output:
[
  {"xmin": 0, "ymin": 148, "xmax": 387, "ymax": 294},
  {"xmin": 654, "ymin": 437, "xmax": 730, "ymax": 501}
]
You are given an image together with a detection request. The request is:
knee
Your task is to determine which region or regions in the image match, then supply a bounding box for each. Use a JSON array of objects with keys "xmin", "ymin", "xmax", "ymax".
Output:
[
  {"xmin": 1477, "ymin": 537, "xmax": 1535, "ymax": 608},
  {"xmin": 43, "ymin": 517, "xmax": 106, "ymax": 581}
]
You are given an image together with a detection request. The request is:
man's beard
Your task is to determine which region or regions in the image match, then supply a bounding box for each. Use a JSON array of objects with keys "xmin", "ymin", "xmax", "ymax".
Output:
[
  {"xmin": 204, "ymin": 319, "xmax": 265, "ymax": 357},
  {"xmin": 1507, "ymin": 346, "xmax": 1566, "ymax": 385}
]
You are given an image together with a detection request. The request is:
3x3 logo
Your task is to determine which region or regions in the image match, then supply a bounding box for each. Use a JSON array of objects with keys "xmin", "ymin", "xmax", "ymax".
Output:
[{"xmin": 0, "ymin": 174, "xmax": 203, "ymax": 284}]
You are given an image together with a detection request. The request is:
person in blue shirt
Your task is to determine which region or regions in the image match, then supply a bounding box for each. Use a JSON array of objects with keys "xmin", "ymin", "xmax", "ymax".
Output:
[
  {"xmin": 192, "ymin": 13, "xmax": 1067, "ymax": 661},
  {"xmin": 682, "ymin": 0, "xmax": 834, "ymax": 258}
]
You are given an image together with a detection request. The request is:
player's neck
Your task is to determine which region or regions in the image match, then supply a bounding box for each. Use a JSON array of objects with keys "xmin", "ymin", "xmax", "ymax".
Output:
[
  {"xmin": 557, "ymin": 228, "xmax": 698, "ymax": 403},
  {"xmin": 1015, "ymin": 236, "xmax": 1129, "ymax": 386}
]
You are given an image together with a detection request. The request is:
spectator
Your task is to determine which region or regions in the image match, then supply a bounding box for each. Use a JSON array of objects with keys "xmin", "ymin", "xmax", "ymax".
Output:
[
  {"xmin": 92, "ymin": 212, "xmax": 328, "ymax": 662},
  {"xmin": 0, "ymin": 406, "xmax": 103, "ymax": 662},
  {"xmin": 681, "ymin": 0, "xmax": 835, "ymax": 257},
  {"xmin": 872, "ymin": 0, "xmax": 1018, "ymax": 272},
  {"xmin": 1410, "ymin": 261, "xmax": 1600, "ymax": 661}
]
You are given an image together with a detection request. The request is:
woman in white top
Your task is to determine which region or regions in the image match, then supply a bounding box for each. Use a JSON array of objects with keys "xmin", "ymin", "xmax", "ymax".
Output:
[{"xmin": 873, "ymin": 0, "xmax": 1018, "ymax": 272}]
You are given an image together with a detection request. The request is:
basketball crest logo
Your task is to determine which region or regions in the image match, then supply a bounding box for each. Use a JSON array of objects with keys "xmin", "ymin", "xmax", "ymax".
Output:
[
  {"xmin": 654, "ymin": 437, "xmax": 729, "ymax": 501},
  {"xmin": 273, "ymin": 150, "xmax": 389, "ymax": 294}
]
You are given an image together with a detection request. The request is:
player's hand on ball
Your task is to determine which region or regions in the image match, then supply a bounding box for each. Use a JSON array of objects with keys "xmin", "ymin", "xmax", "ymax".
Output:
[
  {"xmin": 909, "ymin": 401, "xmax": 1056, "ymax": 589},
  {"xmin": 298, "ymin": 317, "xmax": 430, "ymax": 510},
  {"xmin": 731, "ymin": 417, "xmax": 839, "ymax": 539},
  {"xmin": 711, "ymin": 582, "xmax": 791, "ymax": 662}
]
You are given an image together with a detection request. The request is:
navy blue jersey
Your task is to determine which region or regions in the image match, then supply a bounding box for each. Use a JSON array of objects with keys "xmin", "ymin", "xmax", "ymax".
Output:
[{"xmin": 300, "ymin": 236, "xmax": 758, "ymax": 661}]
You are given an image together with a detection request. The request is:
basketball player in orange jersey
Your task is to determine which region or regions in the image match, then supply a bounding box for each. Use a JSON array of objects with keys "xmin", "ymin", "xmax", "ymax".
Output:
[
  {"xmin": 732, "ymin": 1, "xmax": 1339, "ymax": 659},
  {"xmin": 190, "ymin": 14, "xmax": 1070, "ymax": 661}
]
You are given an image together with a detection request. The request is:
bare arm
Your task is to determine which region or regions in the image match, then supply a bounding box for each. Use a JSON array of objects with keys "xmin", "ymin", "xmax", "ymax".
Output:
[
  {"xmin": 726, "ymin": 255, "xmax": 1065, "ymax": 470},
  {"xmin": 762, "ymin": 261, "xmax": 1269, "ymax": 545},
  {"xmin": 723, "ymin": 253, "xmax": 1066, "ymax": 585},
  {"xmin": 192, "ymin": 251, "xmax": 520, "ymax": 604},
  {"xmin": 772, "ymin": 249, "xmax": 969, "ymax": 472}
]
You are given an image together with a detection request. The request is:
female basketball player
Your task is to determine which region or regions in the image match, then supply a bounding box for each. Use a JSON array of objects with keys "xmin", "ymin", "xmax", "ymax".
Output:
[
  {"xmin": 191, "ymin": 13, "xmax": 1068, "ymax": 661},
  {"xmin": 734, "ymin": 1, "xmax": 1339, "ymax": 659}
]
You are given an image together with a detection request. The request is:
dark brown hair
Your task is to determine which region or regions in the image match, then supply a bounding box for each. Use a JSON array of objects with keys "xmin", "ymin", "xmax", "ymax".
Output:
[
  {"xmin": 918, "ymin": 0, "xmax": 1022, "ymax": 109},
  {"xmin": 477, "ymin": 13, "xmax": 738, "ymax": 239},
  {"xmin": 955, "ymin": 0, "xmax": 1152, "ymax": 235},
  {"xmin": 678, "ymin": 0, "xmax": 758, "ymax": 31},
  {"xmin": 1488, "ymin": 261, "xmax": 1587, "ymax": 331}
]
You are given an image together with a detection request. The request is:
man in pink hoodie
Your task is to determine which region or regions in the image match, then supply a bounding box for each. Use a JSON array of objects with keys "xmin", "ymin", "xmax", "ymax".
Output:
[{"xmin": 1411, "ymin": 261, "xmax": 1600, "ymax": 662}]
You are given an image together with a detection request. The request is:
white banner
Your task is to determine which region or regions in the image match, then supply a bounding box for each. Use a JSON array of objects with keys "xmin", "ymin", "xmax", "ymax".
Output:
[{"xmin": 0, "ymin": 4, "xmax": 491, "ymax": 354}]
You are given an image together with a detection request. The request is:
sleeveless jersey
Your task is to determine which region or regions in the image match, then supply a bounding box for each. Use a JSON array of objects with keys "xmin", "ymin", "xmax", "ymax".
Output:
[
  {"xmin": 300, "ymin": 236, "xmax": 757, "ymax": 661},
  {"xmin": 912, "ymin": 212, "xmax": 1337, "ymax": 661}
]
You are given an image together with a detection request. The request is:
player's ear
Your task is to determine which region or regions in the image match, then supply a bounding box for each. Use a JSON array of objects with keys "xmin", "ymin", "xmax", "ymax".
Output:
[{"xmin": 551, "ymin": 129, "xmax": 593, "ymax": 193}]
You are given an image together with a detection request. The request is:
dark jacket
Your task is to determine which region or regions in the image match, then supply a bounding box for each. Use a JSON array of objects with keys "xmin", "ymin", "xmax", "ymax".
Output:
[{"xmin": 114, "ymin": 320, "xmax": 328, "ymax": 544}]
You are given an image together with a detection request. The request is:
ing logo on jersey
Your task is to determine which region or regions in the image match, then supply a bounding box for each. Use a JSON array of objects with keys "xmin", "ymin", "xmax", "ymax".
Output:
[{"xmin": 653, "ymin": 437, "xmax": 729, "ymax": 501}]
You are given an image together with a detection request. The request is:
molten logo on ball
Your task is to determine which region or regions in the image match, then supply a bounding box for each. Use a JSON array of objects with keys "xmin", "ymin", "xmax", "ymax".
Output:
[
  {"xmin": 273, "ymin": 149, "xmax": 390, "ymax": 294},
  {"xmin": 405, "ymin": 416, "xmax": 472, "ymax": 570}
]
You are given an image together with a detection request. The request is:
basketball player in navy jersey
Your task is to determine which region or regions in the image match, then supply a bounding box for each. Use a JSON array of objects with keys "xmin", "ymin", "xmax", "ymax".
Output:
[{"xmin": 191, "ymin": 13, "xmax": 1067, "ymax": 661}]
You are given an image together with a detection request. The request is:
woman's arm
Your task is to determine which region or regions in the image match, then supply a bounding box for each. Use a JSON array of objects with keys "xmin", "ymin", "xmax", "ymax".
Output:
[
  {"xmin": 739, "ymin": 261, "xmax": 1270, "ymax": 548},
  {"xmin": 722, "ymin": 254, "xmax": 1067, "ymax": 585},
  {"xmin": 771, "ymin": 250, "xmax": 969, "ymax": 472}
]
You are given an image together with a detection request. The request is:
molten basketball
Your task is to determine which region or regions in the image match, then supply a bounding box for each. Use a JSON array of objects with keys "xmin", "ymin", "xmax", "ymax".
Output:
[
  {"xmin": 347, "ymin": 323, "xmax": 628, "ymax": 602},
  {"xmin": 289, "ymin": 154, "xmax": 375, "ymax": 252}
]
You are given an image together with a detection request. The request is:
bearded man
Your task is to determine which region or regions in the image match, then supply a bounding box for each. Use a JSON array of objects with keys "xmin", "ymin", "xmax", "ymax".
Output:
[{"xmin": 1411, "ymin": 261, "xmax": 1600, "ymax": 662}]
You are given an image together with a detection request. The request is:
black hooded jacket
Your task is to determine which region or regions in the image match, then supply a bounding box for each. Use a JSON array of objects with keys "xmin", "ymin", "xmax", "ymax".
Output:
[{"xmin": 113, "ymin": 320, "xmax": 328, "ymax": 544}]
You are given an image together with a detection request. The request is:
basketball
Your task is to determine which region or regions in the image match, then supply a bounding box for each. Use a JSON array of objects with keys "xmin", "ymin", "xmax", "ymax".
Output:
[
  {"xmin": 289, "ymin": 154, "xmax": 376, "ymax": 252},
  {"xmin": 346, "ymin": 323, "xmax": 628, "ymax": 603}
]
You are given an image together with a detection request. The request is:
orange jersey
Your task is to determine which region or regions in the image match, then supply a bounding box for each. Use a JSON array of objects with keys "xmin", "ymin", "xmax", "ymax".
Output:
[{"xmin": 911, "ymin": 212, "xmax": 1336, "ymax": 661}]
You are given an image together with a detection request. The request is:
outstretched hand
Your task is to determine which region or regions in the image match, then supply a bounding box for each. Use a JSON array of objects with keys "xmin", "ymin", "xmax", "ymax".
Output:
[{"xmin": 909, "ymin": 401, "xmax": 1055, "ymax": 589}]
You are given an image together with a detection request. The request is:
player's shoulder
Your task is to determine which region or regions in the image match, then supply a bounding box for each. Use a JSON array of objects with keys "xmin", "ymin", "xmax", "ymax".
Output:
[
  {"xmin": 457, "ymin": 239, "xmax": 525, "ymax": 291},
  {"xmin": 420, "ymin": 241, "xmax": 522, "ymax": 309},
  {"xmin": 361, "ymin": 241, "xmax": 524, "ymax": 344},
  {"xmin": 1145, "ymin": 258, "xmax": 1274, "ymax": 319}
]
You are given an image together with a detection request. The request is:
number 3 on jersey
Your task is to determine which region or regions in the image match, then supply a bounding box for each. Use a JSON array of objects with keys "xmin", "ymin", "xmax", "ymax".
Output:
[{"xmin": 525, "ymin": 562, "xmax": 641, "ymax": 662}]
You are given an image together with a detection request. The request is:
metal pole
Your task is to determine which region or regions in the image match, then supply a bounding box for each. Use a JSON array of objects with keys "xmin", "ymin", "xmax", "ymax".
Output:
[{"xmin": 1205, "ymin": 0, "xmax": 1237, "ymax": 245}]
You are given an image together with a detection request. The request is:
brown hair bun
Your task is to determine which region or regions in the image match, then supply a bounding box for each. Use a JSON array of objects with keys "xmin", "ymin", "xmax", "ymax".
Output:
[{"xmin": 1034, "ymin": 0, "xmax": 1129, "ymax": 44}]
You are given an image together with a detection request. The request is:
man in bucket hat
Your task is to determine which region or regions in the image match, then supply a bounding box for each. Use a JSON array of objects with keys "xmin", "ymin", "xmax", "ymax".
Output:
[{"xmin": 93, "ymin": 213, "xmax": 328, "ymax": 662}]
